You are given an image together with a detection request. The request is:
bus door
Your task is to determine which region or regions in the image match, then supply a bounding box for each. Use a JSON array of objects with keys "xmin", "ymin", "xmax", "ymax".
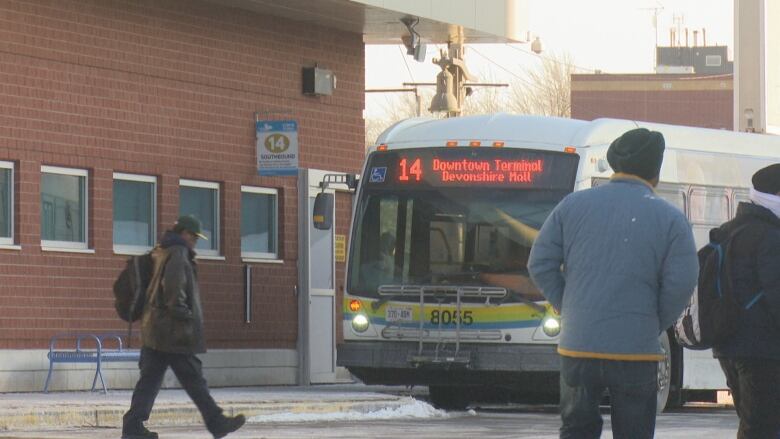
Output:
[{"xmin": 298, "ymin": 169, "xmax": 337, "ymax": 384}]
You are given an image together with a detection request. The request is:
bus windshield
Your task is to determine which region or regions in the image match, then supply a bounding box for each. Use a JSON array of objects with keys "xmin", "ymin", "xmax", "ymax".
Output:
[{"xmin": 348, "ymin": 147, "xmax": 579, "ymax": 302}]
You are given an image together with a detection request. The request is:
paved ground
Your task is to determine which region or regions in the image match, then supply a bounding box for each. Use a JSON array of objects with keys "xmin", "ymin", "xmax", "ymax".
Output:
[
  {"xmin": 0, "ymin": 384, "xmax": 741, "ymax": 438},
  {"xmin": 0, "ymin": 404, "xmax": 739, "ymax": 438},
  {"xmin": 0, "ymin": 384, "xmax": 411, "ymax": 431}
]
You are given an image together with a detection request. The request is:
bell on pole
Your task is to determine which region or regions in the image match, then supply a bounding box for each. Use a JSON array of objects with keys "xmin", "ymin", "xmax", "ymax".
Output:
[{"xmin": 429, "ymin": 68, "xmax": 459, "ymax": 113}]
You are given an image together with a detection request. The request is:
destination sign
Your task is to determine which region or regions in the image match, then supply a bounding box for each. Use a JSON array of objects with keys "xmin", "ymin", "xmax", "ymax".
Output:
[
  {"xmin": 402, "ymin": 157, "xmax": 545, "ymax": 184},
  {"xmin": 367, "ymin": 147, "xmax": 578, "ymax": 190}
]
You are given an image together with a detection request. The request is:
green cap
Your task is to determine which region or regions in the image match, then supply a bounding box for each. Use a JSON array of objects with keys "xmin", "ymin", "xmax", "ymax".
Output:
[{"xmin": 173, "ymin": 215, "xmax": 208, "ymax": 240}]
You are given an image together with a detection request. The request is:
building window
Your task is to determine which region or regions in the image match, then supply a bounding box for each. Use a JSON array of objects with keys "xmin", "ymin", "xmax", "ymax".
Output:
[
  {"xmin": 241, "ymin": 186, "xmax": 278, "ymax": 259},
  {"xmin": 705, "ymin": 55, "xmax": 722, "ymax": 67},
  {"xmin": 113, "ymin": 173, "xmax": 156, "ymax": 253},
  {"xmin": 0, "ymin": 161, "xmax": 13, "ymax": 245},
  {"xmin": 41, "ymin": 166, "xmax": 88, "ymax": 249},
  {"xmin": 179, "ymin": 179, "xmax": 219, "ymax": 255}
]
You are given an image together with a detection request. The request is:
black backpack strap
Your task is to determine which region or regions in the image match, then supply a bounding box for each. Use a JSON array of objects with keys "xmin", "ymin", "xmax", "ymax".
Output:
[
  {"xmin": 127, "ymin": 320, "xmax": 133, "ymax": 349},
  {"xmin": 708, "ymin": 223, "xmax": 750, "ymax": 299},
  {"xmin": 148, "ymin": 247, "xmax": 172, "ymax": 308},
  {"xmin": 124, "ymin": 256, "xmax": 144, "ymax": 348}
]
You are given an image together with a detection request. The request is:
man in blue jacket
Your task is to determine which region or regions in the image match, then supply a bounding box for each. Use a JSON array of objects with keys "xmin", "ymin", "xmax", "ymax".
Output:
[
  {"xmin": 528, "ymin": 128, "xmax": 698, "ymax": 439},
  {"xmin": 712, "ymin": 163, "xmax": 780, "ymax": 439}
]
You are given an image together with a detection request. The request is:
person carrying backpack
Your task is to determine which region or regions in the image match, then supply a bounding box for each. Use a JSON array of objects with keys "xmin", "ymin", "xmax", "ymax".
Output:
[
  {"xmin": 712, "ymin": 163, "xmax": 780, "ymax": 439},
  {"xmin": 122, "ymin": 215, "xmax": 245, "ymax": 439}
]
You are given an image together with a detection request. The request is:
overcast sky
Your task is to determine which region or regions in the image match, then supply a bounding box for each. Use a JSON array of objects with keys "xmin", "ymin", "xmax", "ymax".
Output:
[{"xmin": 365, "ymin": 0, "xmax": 734, "ymax": 117}]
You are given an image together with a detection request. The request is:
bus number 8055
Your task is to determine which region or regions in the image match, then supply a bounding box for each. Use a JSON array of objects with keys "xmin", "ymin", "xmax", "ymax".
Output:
[{"xmin": 430, "ymin": 310, "xmax": 473, "ymax": 325}]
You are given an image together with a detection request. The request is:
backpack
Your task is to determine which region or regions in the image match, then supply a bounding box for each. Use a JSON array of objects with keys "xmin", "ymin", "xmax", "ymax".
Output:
[
  {"xmin": 674, "ymin": 223, "xmax": 764, "ymax": 350},
  {"xmin": 113, "ymin": 252, "xmax": 155, "ymax": 322}
]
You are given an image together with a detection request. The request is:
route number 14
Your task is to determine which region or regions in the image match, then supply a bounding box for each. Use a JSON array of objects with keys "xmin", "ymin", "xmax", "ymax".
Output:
[{"xmin": 398, "ymin": 158, "xmax": 422, "ymax": 182}]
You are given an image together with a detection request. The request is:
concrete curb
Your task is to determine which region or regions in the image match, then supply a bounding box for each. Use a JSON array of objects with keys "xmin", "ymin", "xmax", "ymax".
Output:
[{"xmin": 0, "ymin": 396, "xmax": 408, "ymax": 431}]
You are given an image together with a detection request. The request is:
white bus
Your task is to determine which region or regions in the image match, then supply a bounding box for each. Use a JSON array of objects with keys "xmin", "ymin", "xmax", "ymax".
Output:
[{"xmin": 332, "ymin": 114, "xmax": 780, "ymax": 411}]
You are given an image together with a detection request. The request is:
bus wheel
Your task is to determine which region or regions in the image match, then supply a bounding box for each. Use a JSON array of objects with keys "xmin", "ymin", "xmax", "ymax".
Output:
[
  {"xmin": 657, "ymin": 330, "xmax": 681, "ymax": 412},
  {"xmin": 428, "ymin": 386, "xmax": 470, "ymax": 411}
]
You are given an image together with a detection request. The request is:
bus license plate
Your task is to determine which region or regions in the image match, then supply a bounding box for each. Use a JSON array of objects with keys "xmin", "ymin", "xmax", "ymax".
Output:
[{"xmin": 385, "ymin": 306, "xmax": 413, "ymax": 322}]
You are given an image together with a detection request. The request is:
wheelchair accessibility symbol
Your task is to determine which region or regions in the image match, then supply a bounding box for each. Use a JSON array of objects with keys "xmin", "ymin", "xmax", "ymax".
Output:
[{"xmin": 370, "ymin": 167, "xmax": 387, "ymax": 183}]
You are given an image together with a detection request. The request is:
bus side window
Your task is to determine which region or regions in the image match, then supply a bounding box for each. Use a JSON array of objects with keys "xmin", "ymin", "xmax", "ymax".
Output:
[
  {"xmin": 656, "ymin": 184, "xmax": 686, "ymax": 216},
  {"xmin": 688, "ymin": 187, "xmax": 730, "ymax": 247},
  {"xmin": 733, "ymin": 189, "xmax": 750, "ymax": 219}
]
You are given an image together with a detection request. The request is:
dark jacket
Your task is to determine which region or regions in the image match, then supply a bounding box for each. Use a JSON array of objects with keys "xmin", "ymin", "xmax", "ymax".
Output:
[
  {"xmin": 141, "ymin": 231, "xmax": 206, "ymax": 354},
  {"xmin": 712, "ymin": 202, "xmax": 780, "ymax": 360}
]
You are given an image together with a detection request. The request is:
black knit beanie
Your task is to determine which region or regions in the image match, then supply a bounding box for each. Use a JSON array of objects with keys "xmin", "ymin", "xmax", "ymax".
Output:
[
  {"xmin": 607, "ymin": 128, "xmax": 665, "ymax": 181},
  {"xmin": 752, "ymin": 163, "xmax": 780, "ymax": 195}
]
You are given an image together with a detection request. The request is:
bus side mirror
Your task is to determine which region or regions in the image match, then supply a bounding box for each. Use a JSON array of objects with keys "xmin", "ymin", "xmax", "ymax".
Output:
[{"xmin": 313, "ymin": 192, "xmax": 333, "ymax": 230}]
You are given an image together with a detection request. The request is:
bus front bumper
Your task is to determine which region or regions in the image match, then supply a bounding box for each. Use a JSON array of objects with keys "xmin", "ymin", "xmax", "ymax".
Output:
[{"xmin": 337, "ymin": 341, "xmax": 560, "ymax": 386}]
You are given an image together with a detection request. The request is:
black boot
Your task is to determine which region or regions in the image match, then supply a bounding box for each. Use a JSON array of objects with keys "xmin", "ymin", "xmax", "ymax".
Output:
[
  {"xmin": 121, "ymin": 423, "xmax": 159, "ymax": 439},
  {"xmin": 210, "ymin": 414, "xmax": 246, "ymax": 439}
]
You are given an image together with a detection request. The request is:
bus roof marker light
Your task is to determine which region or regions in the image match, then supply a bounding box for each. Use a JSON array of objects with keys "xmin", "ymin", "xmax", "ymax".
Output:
[
  {"xmin": 469, "ymin": 141, "xmax": 481, "ymax": 147},
  {"xmin": 446, "ymin": 141, "xmax": 458, "ymax": 147},
  {"xmin": 377, "ymin": 144, "xmax": 388, "ymax": 151},
  {"xmin": 492, "ymin": 141, "xmax": 505, "ymax": 147},
  {"xmin": 564, "ymin": 146, "xmax": 577, "ymax": 154}
]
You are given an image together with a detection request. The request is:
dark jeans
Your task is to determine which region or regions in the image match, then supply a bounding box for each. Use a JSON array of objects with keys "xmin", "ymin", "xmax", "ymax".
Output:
[
  {"xmin": 559, "ymin": 356, "xmax": 657, "ymax": 439},
  {"xmin": 123, "ymin": 347, "xmax": 223, "ymax": 433},
  {"xmin": 718, "ymin": 357, "xmax": 780, "ymax": 439}
]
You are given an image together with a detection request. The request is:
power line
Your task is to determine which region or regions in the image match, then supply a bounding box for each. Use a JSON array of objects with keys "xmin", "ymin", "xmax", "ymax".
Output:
[
  {"xmin": 397, "ymin": 45, "xmax": 416, "ymax": 83},
  {"xmin": 468, "ymin": 46, "xmax": 612, "ymax": 120},
  {"xmin": 467, "ymin": 46, "xmax": 536, "ymax": 89},
  {"xmin": 502, "ymin": 43, "xmax": 598, "ymax": 73}
]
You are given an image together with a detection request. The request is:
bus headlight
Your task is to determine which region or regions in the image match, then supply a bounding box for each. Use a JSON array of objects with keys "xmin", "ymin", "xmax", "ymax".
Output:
[
  {"xmin": 352, "ymin": 314, "xmax": 370, "ymax": 333},
  {"xmin": 542, "ymin": 316, "xmax": 561, "ymax": 337}
]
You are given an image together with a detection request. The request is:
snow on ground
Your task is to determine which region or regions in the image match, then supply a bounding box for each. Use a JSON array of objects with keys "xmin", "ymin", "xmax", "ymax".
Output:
[{"xmin": 248, "ymin": 397, "xmax": 449, "ymax": 423}]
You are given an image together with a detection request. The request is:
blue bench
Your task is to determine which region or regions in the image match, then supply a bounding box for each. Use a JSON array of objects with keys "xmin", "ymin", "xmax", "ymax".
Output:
[{"xmin": 43, "ymin": 332, "xmax": 140, "ymax": 394}]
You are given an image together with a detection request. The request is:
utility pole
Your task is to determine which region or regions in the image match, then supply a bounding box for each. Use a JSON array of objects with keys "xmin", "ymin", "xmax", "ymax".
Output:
[
  {"xmin": 640, "ymin": 2, "xmax": 664, "ymax": 69},
  {"xmin": 429, "ymin": 27, "xmax": 472, "ymax": 117},
  {"xmin": 428, "ymin": 26, "xmax": 507, "ymax": 117}
]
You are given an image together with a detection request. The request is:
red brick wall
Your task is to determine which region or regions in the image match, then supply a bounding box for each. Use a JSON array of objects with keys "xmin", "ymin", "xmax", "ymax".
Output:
[
  {"xmin": 334, "ymin": 192, "xmax": 355, "ymax": 344},
  {"xmin": 571, "ymin": 74, "xmax": 733, "ymax": 129},
  {"xmin": 0, "ymin": 0, "xmax": 365, "ymax": 349}
]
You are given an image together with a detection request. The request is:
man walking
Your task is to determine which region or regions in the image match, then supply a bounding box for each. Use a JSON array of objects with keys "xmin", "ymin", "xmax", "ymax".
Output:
[
  {"xmin": 528, "ymin": 128, "xmax": 699, "ymax": 439},
  {"xmin": 122, "ymin": 215, "xmax": 245, "ymax": 439},
  {"xmin": 711, "ymin": 163, "xmax": 780, "ymax": 439}
]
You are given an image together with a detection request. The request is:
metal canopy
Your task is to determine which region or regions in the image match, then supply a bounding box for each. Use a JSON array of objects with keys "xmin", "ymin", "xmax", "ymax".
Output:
[{"xmin": 204, "ymin": 0, "xmax": 524, "ymax": 44}]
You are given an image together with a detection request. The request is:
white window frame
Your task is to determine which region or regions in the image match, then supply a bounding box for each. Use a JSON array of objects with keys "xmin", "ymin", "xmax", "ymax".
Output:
[
  {"xmin": 41, "ymin": 165, "xmax": 90, "ymax": 251},
  {"xmin": 240, "ymin": 185, "xmax": 279, "ymax": 261},
  {"xmin": 0, "ymin": 161, "xmax": 13, "ymax": 246},
  {"xmin": 179, "ymin": 178, "xmax": 220, "ymax": 257},
  {"xmin": 113, "ymin": 173, "xmax": 157, "ymax": 255}
]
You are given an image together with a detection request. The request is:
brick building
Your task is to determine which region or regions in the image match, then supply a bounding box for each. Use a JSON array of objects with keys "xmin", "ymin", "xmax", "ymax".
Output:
[
  {"xmin": 0, "ymin": 0, "xmax": 523, "ymax": 391},
  {"xmin": 571, "ymin": 73, "xmax": 733, "ymax": 129}
]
